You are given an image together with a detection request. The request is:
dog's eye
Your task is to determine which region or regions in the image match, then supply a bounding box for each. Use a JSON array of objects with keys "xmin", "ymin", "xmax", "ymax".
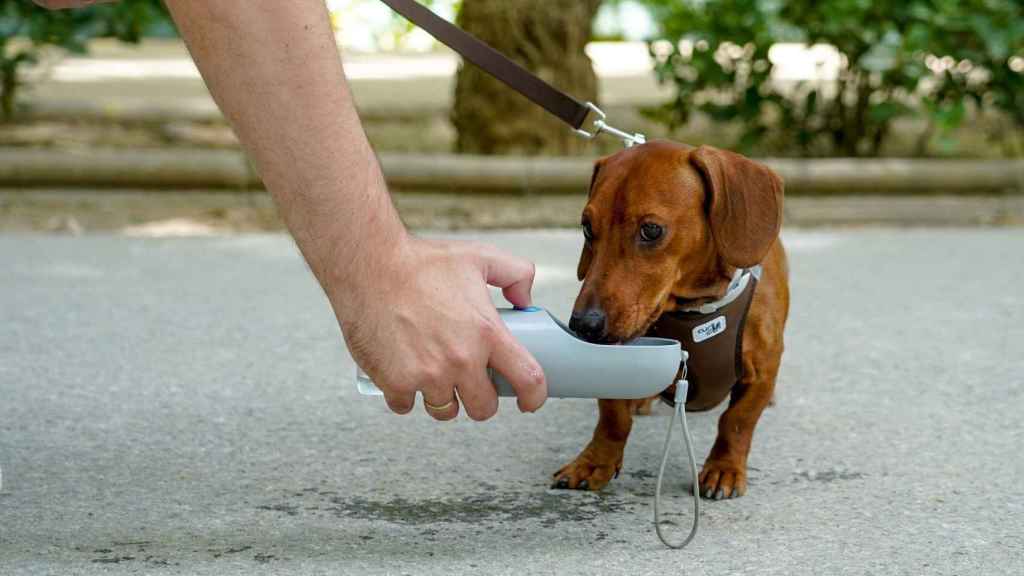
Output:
[
  {"xmin": 582, "ymin": 220, "xmax": 594, "ymax": 242},
  {"xmin": 639, "ymin": 222, "xmax": 664, "ymax": 243}
]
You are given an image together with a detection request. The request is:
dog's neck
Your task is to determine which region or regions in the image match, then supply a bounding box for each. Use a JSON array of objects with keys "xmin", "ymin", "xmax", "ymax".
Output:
[{"xmin": 667, "ymin": 259, "xmax": 737, "ymax": 312}]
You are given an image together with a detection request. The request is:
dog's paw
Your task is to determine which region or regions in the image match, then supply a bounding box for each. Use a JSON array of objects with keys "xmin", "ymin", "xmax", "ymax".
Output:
[
  {"xmin": 699, "ymin": 459, "xmax": 747, "ymax": 500},
  {"xmin": 551, "ymin": 450, "xmax": 622, "ymax": 491}
]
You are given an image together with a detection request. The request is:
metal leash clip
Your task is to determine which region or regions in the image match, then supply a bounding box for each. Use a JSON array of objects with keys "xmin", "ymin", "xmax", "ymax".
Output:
[{"xmin": 573, "ymin": 102, "xmax": 647, "ymax": 148}]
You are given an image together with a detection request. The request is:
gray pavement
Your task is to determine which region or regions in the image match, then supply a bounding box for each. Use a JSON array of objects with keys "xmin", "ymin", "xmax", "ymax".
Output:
[{"xmin": 1, "ymin": 228, "xmax": 1022, "ymax": 575}]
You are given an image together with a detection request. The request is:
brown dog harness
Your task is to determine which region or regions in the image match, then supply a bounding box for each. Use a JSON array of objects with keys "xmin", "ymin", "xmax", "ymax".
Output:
[{"xmin": 648, "ymin": 267, "xmax": 760, "ymax": 411}]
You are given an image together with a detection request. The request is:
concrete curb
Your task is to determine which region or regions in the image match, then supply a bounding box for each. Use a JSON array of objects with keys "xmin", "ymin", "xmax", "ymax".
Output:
[
  {"xmin": 768, "ymin": 158, "xmax": 1024, "ymax": 194},
  {"xmin": 3, "ymin": 190, "xmax": 1021, "ymax": 232},
  {"xmin": 1, "ymin": 147, "xmax": 1022, "ymax": 195},
  {"xmin": 0, "ymin": 148, "xmax": 254, "ymax": 189},
  {"xmin": 17, "ymin": 99, "xmax": 446, "ymax": 124}
]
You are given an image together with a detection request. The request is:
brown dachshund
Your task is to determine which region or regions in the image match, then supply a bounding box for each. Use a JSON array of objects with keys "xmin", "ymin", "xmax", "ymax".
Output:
[{"xmin": 553, "ymin": 140, "xmax": 789, "ymax": 500}]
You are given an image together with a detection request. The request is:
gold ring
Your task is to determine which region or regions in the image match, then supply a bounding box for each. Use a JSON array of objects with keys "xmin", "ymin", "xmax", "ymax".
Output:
[{"xmin": 423, "ymin": 398, "xmax": 456, "ymax": 412}]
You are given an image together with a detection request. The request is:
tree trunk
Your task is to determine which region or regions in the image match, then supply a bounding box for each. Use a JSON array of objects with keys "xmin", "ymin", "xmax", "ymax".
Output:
[{"xmin": 452, "ymin": 0, "xmax": 602, "ymax": 156}]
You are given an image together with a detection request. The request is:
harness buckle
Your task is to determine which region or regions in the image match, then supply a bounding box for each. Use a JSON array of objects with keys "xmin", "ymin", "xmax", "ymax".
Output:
[{"xmin": 573, "ymin": 102, "xmax": 647, "ymax": 148}]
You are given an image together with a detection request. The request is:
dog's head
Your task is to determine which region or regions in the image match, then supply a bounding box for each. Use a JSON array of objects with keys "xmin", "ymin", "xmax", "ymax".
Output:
[{"xmin": 570, "ymin": 140, "xmax": 783, "ymax": 343}]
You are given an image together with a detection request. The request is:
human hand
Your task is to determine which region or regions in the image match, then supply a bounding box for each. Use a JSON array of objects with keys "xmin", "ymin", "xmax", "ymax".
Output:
[{"xmin": 333, "ymin": 236, "xmax": 547, "ymax": 421}]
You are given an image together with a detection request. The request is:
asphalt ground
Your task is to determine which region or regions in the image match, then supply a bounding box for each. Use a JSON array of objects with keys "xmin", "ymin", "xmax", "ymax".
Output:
[{"xmin": 1, "ymin": 228, "xmax": 1022, "ymax": 575}]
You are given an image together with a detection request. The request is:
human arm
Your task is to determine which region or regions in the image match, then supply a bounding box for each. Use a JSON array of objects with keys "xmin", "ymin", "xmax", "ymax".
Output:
[{"xmin": 156, "ymin": 0, "xmax": 547, "ymax": 418}]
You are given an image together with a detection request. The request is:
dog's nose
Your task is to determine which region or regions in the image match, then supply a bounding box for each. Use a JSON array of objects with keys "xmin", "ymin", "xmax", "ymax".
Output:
[{"xmin": 569, "ymin": 308, "xmax": 607, "ymax": 342}]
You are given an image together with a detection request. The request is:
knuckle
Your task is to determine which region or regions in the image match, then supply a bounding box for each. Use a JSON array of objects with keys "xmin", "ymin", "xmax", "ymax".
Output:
[
  {"xmin": 447, "ymin": 348, "xmax": 473, "ymax": 371},
  {"xmin": 478, "ymin": 317, "xmax": 501, "ymax": 342},
  {"xmin": 416, "ymin": 363, "xmax": 445, "ymax": 388},
  {"xmin": 375, "ymin": 370, "xmax": 414, "ymax": 396}
]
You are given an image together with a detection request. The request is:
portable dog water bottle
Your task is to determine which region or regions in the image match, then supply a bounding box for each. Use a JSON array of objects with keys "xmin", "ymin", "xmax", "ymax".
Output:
[{"xmin": 355, "ymin": 306, "xmax": 683, "ymax": 399}]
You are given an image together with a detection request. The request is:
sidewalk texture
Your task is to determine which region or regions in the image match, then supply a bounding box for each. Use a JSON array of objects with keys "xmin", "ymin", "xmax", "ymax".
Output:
[{"xmin": 2, "ymin": 229, "xmax": 1022, "ymax": 575}]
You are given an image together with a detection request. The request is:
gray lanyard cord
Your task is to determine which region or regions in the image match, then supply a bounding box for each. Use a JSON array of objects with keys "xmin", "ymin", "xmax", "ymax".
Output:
[{"xmin": 654, "ymin": 356, "xmax": 701, "ymax": 549}]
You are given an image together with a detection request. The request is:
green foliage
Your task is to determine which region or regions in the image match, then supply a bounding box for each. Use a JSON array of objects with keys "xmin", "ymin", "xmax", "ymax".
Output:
[
  {"xmin": 0, "ymin": 0, "xmax": 171, "ymax": 119},
  {"xmin": 643, "ymin": 0, "xmax": 1024, "ymax": 157},
  {"xmin": 333, "ymin": 0, "xmax": 461, "ymax": 51}
]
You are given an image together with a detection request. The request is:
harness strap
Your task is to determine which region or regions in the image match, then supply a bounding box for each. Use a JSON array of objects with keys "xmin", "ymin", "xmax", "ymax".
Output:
[
  {"xmin": 378, "ymin": 0, "xmax": 592, "ymax": 130},
  {"xmin": 655, "ymin": 269, "xmax": 759, "ymax": 410}
]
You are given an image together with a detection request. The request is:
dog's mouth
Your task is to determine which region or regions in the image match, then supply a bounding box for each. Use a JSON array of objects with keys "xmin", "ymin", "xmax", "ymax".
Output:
[
  {"xmin": 601, "ymin": 306, "xmax": 666, "ymax": 345},
  {"xmin": 578, "ymin": 333, "xmax": 624, "ymax": 346}
]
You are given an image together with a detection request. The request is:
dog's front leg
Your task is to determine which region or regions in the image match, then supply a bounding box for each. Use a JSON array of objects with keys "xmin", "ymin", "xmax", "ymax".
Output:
[{"xmin": 552, "ymin": 399, "xmax": 640, "ymax": 491}]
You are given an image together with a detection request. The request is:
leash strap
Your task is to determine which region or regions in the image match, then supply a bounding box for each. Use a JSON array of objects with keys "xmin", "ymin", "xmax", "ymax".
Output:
[
  {"xmin": 377, "ymin": 0, "xmax": 646, "ymax": 146},
  {"xmin": 378, "ymin": 0, "xmax": 590, "ymax": 129},
  {"xmin": 654, "ymin": 356, "xmax": 701, "ymax": 549}
]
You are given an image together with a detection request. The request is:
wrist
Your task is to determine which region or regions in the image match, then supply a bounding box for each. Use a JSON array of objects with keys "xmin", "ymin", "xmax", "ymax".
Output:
[
  {"xmin": 320, "ymin": 215, "xmax": 411, "ymax": 326},
  {"xmin": 276, "ymin": 151, "xmax": 409, "ymax": 309},
  {"xmin": 338, "ymin": 227, "xmax": 409, "ymax": 283}
]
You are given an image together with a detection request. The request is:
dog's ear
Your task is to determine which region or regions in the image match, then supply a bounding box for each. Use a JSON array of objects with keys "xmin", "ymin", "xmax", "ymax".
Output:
[
  {"xmin": 576, "ymin": 160, "xmax": 603, "ymax": 280},
  {"xmin": 690, "ymin": 145, "xmax": 783, "ymax": 268},
  {"xmin": 586, "ymin": 159, "xmax": 602, "ymax": 198}
]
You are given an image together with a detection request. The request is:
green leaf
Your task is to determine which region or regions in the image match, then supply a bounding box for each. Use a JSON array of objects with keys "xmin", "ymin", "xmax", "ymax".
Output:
[{"xmin": 638, "ymin": 0, "xmax": 1024, "ymax": 156}]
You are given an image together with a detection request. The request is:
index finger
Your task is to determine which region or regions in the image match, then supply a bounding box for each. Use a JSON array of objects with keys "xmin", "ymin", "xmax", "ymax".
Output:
[{"xmin": 475, "ymin": 244, "xmax": 535, "ymax": 309}]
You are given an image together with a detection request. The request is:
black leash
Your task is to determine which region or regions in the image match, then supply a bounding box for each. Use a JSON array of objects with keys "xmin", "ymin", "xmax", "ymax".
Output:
[{"xmin": 377, "ymin": 0, "xmax": 646, "ymax": 146}]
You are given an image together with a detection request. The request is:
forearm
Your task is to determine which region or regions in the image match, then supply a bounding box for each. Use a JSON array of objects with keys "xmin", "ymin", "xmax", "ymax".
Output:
[
  {"xmin": 164, "ymin": 0, "xmax": 406, "ymax": 293},
  {"xmin": 160, "ymin": 1, "xmax": 545, "ymax": 418}
]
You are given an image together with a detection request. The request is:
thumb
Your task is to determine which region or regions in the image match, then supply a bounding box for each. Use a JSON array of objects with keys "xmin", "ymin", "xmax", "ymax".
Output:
[{"xmin": 476, "ymin": 244, "xmax": 536, "ymax": 308}]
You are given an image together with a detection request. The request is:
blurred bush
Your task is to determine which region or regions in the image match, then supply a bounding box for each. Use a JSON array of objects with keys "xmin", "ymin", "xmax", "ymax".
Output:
[
  {"xmin": 642, "ymin": 0, "xmax": 1024, "ymax": 157},
  {"xmin": 0, "ymin": 0, "xmax": 171, "ymax": 119}
]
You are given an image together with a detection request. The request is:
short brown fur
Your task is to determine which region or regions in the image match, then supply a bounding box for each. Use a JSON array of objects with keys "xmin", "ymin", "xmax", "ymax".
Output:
[{"xmin": 554, "ymin": 140, "xmax": 790, "ymax": 499}]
